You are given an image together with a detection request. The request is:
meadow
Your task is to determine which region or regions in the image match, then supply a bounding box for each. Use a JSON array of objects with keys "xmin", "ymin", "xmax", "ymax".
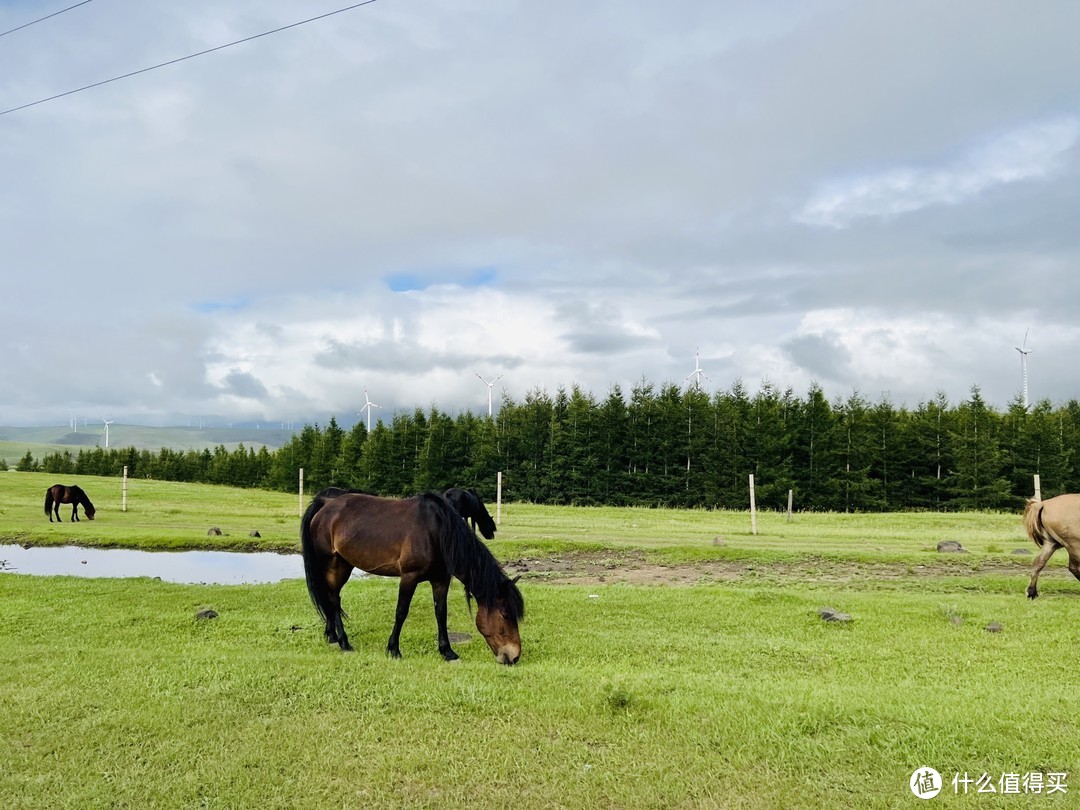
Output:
[{"xmin": 1, "ymin": 472, "xmax": 1078, "ymax": 808}]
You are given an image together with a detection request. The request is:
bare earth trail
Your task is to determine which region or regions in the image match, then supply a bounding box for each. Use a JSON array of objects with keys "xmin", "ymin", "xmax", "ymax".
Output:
[{"xmin": 503, "ymin": 550, "xmax": 1037, "ymax": 587}]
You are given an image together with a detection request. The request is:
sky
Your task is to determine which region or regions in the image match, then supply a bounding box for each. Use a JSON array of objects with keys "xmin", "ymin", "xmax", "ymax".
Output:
[{"xmin": 2, "ymin": 0, "xmax": 1079, "ymax": 429}]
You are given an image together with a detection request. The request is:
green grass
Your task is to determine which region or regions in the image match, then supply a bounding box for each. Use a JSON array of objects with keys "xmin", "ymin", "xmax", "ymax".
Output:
[{"xmin": 2, "ymin": 472, "xmax": 1078, "ymax": 807}]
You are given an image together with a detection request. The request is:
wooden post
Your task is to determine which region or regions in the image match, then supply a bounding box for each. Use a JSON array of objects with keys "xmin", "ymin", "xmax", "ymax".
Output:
[
  {"xmin": 1034, "ymin": 474, "xmax": 1042, "ymax": 502},
  {"xmin": 786, "ymin": 488, "xmax": 793, "ymax": 523},
  {"xmin": 122, "ymin": 466, "xmax": 128, "ymax": 512},
  {"xmin": 749, "ymin": 474, "xmax": 758, "ymax": 536},
  {"xmin": 299, "ymin": 467, "xmax": 305, "ymax": 516},
  {"xmin": 496, "ymin": 471, "xmax": 503, "ymax": 525}
]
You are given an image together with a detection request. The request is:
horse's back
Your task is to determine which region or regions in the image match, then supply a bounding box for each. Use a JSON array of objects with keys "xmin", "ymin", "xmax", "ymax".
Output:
[
  {"xmin": 1038, "ymin": 493, "xmax": 1080, "ymax": 543},
  {"xmin": 311, "ymin": 493, "xmax": 438, "ymax": 577}
]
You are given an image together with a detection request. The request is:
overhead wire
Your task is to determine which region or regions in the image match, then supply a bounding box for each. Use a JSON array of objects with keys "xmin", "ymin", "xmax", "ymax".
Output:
[
  {"xmin": 0, "ymin": 0, "xmax": 379, "ymax": 117},
  {"xmin": 0, "ymin": 0, "xmax": 94, "ymax": 40}
]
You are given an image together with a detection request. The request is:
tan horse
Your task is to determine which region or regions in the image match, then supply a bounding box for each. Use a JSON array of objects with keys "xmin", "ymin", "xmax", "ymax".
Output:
[{"xmin": 1023, "ymin": 495, "xmax": 1080, "ymax": 598}]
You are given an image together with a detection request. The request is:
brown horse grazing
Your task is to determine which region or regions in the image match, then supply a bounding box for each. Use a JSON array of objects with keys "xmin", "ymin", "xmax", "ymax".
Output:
[
  {"xmin": 444, "ymin": 486, "xmax": 497, "ymax": 540},
  {"xmin": 44, "ymin": 484, "xmax": 96, "ymax": 522},
  {"xmin": 1023, "ymin": 495, "xmax": 1080, "ymax": 598},
  {"xmin": 300, "ymin": 491, "xmax": 523, "ymax": 664}
]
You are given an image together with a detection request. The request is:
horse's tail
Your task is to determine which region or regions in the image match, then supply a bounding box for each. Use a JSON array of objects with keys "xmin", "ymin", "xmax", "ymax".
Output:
[
  {"xmin": 471, "ymin": 490, "xmax": 498, "ymax": 540},
  {"xmin": 300, "ymin": 494, "xmax": 337, "ymax": 626},
  {"xmin": 44, "ymin": 488, "xmax": 53, "ymax": 517},
  {"xmin": 1023, "ymin": 498, "xmax": 1052, "ymax": 549}
]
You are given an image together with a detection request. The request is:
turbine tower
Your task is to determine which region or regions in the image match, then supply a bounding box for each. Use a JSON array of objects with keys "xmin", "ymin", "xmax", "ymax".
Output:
[
  {"xmin": 476, "ymin": 372, "xmax": 503, "ymax": 417},
  {"xmin": 360, "ymin": 388, "xmax": 380, "ymax": 432},
  {"xmin": 102, "ymin": 418, "xmax": 115, "ymax": 448},
  {"xmin": 685, "ymin": 349, "xmax": 711, "ymax": 390},
  {"xmin": 1016, "ymin": 329, "xmax": 1032, "ymax": 410}
]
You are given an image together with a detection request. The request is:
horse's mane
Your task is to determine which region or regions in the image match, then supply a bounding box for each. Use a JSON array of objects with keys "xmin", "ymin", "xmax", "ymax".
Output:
[{"xmin": 423, "ymin": 492, "xmax": 523, "ymax": 622}]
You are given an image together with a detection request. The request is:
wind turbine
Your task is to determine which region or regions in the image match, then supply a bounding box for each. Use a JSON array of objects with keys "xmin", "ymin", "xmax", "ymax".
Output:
[
  {"xmin": 1016, "ymin": 329, "xmax": 1032, "ymax": 410},
  {"xmin": 476, "ymin": 372, "xmax": 503, "ymax": 417},
  {"xmin": 102, "ymin": 418, "xmax": 115, "ymax": 448},
  {"xmin": 359, "ymin": 388, "xmax": 380, "ymax": 431},
  {"xmin": 684, "ymin": 349, "xmax": 711, "ymax": 390}
]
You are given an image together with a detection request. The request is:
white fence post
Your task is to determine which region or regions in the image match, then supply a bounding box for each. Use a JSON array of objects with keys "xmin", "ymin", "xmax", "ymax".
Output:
[
  {"xmin": 749, "ymin": 474, "xmax": 758, "ymax": 536},
  {"xmin": 1034, "ymin": 474, "xmax": 1042, "ymax": 501},
  {"xmin": 122, "ymin": 466, "xmax": 128, "ymax": 512},
  {"xmin": 299, "ymin": 467, "xmax": 305, "ymax": 516},
  {"xmin": 787, "ymin": 488, "xmax": 793, "ymax": 523},
  {"xmin": 496, "ymin": 471, "xmax": 503, "ymax": 526}
]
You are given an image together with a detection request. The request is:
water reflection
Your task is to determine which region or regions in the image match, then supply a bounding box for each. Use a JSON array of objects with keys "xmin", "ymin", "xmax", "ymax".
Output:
[{"xmin": 0, "ymin": 544, "xmax": 304, "ymax": 585}]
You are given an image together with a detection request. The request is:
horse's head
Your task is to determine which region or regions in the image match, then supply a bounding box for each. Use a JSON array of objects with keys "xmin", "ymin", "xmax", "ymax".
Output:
[
  {"xmin": 84, "ymin": 504, "xmax": 96, "ymax": 520},
  {"xmin": 474, "ymin": 576, "xmax": 523, "ymax": 665}
]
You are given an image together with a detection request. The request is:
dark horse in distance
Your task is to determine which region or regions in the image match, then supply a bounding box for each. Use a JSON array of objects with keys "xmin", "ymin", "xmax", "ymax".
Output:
[
  {"xmin": 44, "ymin": 484, "xmax": 96, "ymax": 522},
  {"xmin": 443, "ymin": 487, "xmax": 497, "ymax": 539},
  {"xmin": 300, "ymin": 490, "xmax": 523, "ymax": 664}
]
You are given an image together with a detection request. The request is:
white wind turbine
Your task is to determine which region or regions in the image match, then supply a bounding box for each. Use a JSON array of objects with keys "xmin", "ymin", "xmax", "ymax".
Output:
[
  {"xmin": 476, "ymin": 372, "xmax": 503, "ymax": 417},
  {"xmin": 359, "ymin": 388, "xmax": 380, "ymax": 431},
  {"xmin": 685, "ymin": 349, "xmax": 711, "ymax": 390},
  {"xmin": 1016, "ymin": 329, "xmax": 1032, "ymax": 410},
  {"xmin": 102, "ymin": 418, "xmax": 115, "ymax": 448}
]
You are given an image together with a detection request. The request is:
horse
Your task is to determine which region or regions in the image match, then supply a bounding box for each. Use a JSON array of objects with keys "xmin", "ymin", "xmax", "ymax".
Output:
[
  {"xmin": 1023, "ymin": 495, "xmax": 1080, "ymax": 599},
  {"xmin": 44, "ymin": 484, "xmax": 96, "ymax": 522},
  {"xmin": 300, "ymin": 490, "xmax": 523, "ymax": 664},
  {"xmin": 444, "ymin": 486, "xmax": 497, "ymax": 540}
]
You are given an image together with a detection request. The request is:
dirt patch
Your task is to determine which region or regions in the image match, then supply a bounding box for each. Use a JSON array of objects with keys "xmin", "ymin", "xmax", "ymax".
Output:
[{"xmin": 503, "ymin": 550, "xmax": 1033, "ymax": 586}]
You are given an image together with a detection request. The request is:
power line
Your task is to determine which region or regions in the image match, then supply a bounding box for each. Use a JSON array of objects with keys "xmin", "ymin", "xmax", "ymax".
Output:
[
  {"xmin": 0, "ymin": 0, "xmax": 379, "ymax": 117},
  {"xmin": 0, "ymin": 1, "xmax": 94, "ymax": 40}
]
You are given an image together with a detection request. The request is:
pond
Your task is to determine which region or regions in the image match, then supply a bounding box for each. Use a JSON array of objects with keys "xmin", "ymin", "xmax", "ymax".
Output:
[{"xmin": 0, "ymin": 544, "xmax": 305, "ymax": 585}]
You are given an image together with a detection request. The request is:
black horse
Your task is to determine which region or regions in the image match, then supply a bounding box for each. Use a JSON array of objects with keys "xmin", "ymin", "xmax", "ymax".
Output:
[
  {"xmin": 44, "ymin": 484, "xmax": 96, "ymax": 522},
  {"xmin": 300, "ymin": 490, "xmax": 523, "ymax": 664},
  {"xmin": 444, "ymin": 487, "xmax": 497, "ymax": 539}
]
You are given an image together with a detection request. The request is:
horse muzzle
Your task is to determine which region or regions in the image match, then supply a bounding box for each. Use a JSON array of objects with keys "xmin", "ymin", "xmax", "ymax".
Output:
[{"xmin": 495, "ymin": 644, "xmax": 520, "ymax": 666}]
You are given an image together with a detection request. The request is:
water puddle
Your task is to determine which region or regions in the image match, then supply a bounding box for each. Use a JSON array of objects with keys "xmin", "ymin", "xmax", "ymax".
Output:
[{"xmin": 0, "ymin": 544, "xmax": 304, "ymax": 585}]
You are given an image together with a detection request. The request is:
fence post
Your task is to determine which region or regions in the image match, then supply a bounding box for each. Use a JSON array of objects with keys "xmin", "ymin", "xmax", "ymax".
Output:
[
  {"xmin": 1034, "ymin": 474, "xmax": 1041, "ymax": 501},
  {"xmin": 496, "ymin": 471, "xmax": 503, "ymax": 526},
  {"xmin": 787, "ymin": 488, "xmax": 793, "ymax": 523},
  {"xmin": 749, "ymin": 474, "xmax": 758, "ymax": 536},
  {"xmin": 122, "ymin": 466, "xmax": 128, "ymax": 512},
  {"xmin": 299, "ymin": 467, "xmax": 304, "ymax": 516}
]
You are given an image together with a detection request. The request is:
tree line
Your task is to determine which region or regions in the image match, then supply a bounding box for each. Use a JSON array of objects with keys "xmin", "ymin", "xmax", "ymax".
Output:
[{"xmin": 14, "ymin": 380, "xmax": 1079, "ymax": 512}]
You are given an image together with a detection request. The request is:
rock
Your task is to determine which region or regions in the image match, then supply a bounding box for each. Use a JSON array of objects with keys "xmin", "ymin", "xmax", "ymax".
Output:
[
  {"xmin": 985, "ymin": 622, "xmax": 1004, "ymax": 634},
  {"xmin": 249, "ymin": 530, "xmax": 261, "ymax": 538},
  {"xmin": 712, "ymin": 536, "xmax": 726, "ymax": 546},
  {"xmin": 195, "ymin": 608, "xmax": 219, "ymax": 620},
  {"xmin": 207, "ymin": 527, "xmax": 222, "ymax": 536},
  {"xmin": 447, "ymin": 632, "xmax": 471, "ymax": 643},
  {"xmin": 936, "ymin": 541, "xmax": 966, "ymax": 553},
  {"xmin": 1011, "ymin": 548, "xmax": 1032, "ymax": 555},
  {"xmin": 817, "ymin": 607, "xmax": 853, "ymax": 623}
]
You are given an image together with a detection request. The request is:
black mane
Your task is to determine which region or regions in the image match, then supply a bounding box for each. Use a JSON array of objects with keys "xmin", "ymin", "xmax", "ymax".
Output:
[{"xmin": 423, "ymin": 493, "xmax": 522, "ymax": 623}]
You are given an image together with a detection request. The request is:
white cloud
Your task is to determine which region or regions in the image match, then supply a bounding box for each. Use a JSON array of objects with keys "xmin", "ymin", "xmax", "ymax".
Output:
[{"xmin": 797, "ymin": 119, "xmax": 1080, "ymax": 228}]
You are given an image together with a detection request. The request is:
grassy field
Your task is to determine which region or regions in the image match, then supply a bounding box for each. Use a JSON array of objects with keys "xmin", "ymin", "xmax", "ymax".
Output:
[{"xmin": 2, "ymin": 472, "xmax": 1078, "ymax": 808}]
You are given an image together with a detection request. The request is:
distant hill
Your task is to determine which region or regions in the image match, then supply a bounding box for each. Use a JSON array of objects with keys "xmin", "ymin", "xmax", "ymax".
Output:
[{"xmin": 0, "ymin": 424, "xmax": 297, "ymax": 466}]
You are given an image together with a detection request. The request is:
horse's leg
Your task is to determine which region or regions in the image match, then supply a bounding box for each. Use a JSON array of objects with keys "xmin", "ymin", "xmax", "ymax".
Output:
[
  {"xmin": 387, "ymin": 574, "xmax": 420, "ymax": 659},
  {"xmin": 1027, "ymin": 540, "xmax": 1061, "ymax": 599},
  {"xmin": 431, "ymin": 577, "xmax": 459, "ymax": 661},
  {"xmin": 1067, "ymin": 545, "xmax": 1080, "ymax": 587},
  {"xmin": 71, "ymin": 504, "xmax": 79, "ymax": 522},
  {"xmin": 325, "ymin": 555, "xmax": 354, "ymax": 651}
]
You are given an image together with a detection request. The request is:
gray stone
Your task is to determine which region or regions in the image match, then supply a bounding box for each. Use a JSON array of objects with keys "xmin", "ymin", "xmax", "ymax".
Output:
[
  {"xmin": 195, "ymin": 608, "xmax": 219, "ymax": 620},
  {"xmin": 936, "ymin": 540, "xmax": 967, "ymax": 553},
  {"xmin": 985, "ymin": 622, "xmax": 1004, "ymax": 634},
  {"xmin": 207, "ymin": 527, "xmax": 222, "ymax": 536}
]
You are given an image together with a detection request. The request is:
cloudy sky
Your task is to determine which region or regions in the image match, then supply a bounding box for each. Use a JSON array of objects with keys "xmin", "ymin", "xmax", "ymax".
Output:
[{"xmin": 2, "ymin": 0, "xmax": 1078, "ymax": 428}]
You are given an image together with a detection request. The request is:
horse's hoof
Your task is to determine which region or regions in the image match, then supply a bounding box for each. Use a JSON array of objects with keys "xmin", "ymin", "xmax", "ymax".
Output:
[
  {"xmin": 1027, "ymin": 590, "xmax": 1038, "ymax": 600},
  {"xmin": 441, "ymin": 651, "xmax": 460, "ymax": 662}
]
